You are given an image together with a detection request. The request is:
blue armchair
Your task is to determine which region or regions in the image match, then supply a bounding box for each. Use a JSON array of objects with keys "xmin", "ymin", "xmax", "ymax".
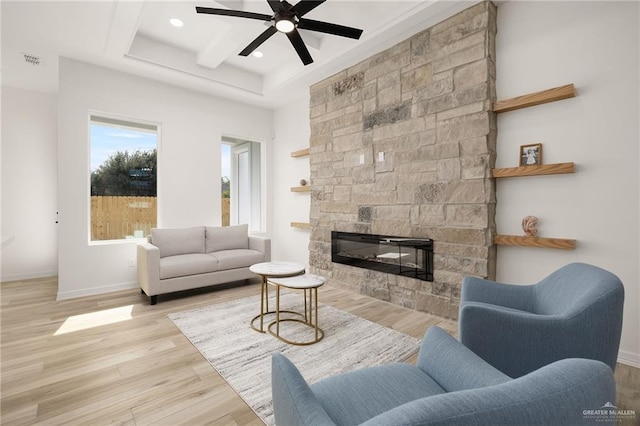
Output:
[
  {"xmin": 459, "ymin": 262, "xmax": 624, "ymax": 378},
  {"xmin": 272, "ymin": 326, "xmax": 615, "ymax": 425}
]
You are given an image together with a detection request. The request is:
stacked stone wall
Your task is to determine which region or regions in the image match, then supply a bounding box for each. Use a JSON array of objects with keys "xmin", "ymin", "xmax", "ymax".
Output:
[{"xmin": 308, "ymin": 1, "xmax": 497, "ymax": 318}]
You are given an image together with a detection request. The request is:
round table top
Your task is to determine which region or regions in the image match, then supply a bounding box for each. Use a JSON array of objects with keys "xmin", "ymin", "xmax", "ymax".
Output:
[
  {"xmin": 268, "ymin": 273, "xmax": 326, "ymax": 289},
  {"xmin": 249, "ymin": 261, "xmax": 305, "ymax": 277}
]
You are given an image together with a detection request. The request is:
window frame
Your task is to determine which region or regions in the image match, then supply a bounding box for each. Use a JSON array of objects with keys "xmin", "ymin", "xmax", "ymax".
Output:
[{"xmin": 87, "ymin": 111, "xmax": 161, "ymax": 245}]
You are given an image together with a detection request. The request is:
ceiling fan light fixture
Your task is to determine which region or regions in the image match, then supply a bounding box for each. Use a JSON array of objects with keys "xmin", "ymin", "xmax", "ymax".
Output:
[{"xmin": 275, "ymin": 17, "xmax": 295, "ymax": 33}]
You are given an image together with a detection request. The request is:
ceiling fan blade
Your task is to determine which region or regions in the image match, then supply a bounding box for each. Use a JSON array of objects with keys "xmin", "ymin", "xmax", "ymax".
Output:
[
  {"xmin": 298, "ymin": 18, "xmax": 363, "ymax": 39},
  {"xmin": 196, "ymin": 7, "xmax": 272, "ymax": 22},
  {"xmin": 267, "ymin": 0, "xmax": 287, "ymax": 13},
  {"xmin": 290, "ymin": 0, "xmax": 325, "ymax": 17},
  {"xmin": 239, "ymin": 26, "xmax": 278, "ymax": 56},
  {"xmin": 286, "ymin": 29, "xmax": 313, "ymax": 65}
]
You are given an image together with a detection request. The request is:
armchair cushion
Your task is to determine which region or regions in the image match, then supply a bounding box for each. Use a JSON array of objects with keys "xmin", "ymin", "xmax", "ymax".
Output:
[
  {"xmin": 360, "ymin": 358, "xmax": 615, "ymax": 426},
  {"xmin": 311, "ymin": 363, "xmax": 445, "ymax": 425}
]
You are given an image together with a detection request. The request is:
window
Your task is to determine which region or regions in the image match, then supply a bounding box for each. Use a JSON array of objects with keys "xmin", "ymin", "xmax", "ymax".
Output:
[
  {"xmin": 221, "ymin": 137, "xmax": 262, "ymax": 231},
  {"xmin": 89, "ymin": 114, "xmax": 158, "ymax": 241}
]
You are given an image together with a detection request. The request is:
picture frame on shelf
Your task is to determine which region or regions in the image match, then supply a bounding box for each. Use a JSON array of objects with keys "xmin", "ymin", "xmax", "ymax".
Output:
[{"xmin": 520, "ymin": 143, "xmax": 542, "ymax": 166}]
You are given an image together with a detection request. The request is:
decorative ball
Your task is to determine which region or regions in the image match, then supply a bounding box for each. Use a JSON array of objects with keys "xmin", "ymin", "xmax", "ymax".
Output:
[
  {"xmin": 522, "ymin": 215, "xmax": 538, "ymax": 237},
  {"xmin": 299, "ymin": 179, "xmax": 308, "ymax": 186}
]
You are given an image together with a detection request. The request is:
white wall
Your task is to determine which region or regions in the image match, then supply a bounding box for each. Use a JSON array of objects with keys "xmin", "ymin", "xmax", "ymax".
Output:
[
  {"xmin": 1, "ymin": 86, "xmax": 58, "ymax": 281},
  {"xmin": 57, "ymin": 58, "xmax": 273, "ymax": 299},
  {"xmin": 271, "ymin": 96, "xmax": 311, "ymax": 267},
  {"xmin": 495, "ymin": 1, "xmax": 639, "ymax": 367}
]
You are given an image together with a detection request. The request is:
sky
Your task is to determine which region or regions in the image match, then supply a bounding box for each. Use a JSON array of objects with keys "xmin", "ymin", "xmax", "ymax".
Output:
[
  {"xmin": 221, "ymin": 143, "xmax": 231, "ymax": 179},
  {"xmin": 90, "ymin": 124, "xmax": 157, "ymax": 172},
  {"xmin": 92, "ymin": 122, "xmax": 232, "ymax": 180}
]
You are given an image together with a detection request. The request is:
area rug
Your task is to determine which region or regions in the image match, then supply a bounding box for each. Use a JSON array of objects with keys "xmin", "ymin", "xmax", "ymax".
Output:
[{"xmin": 168, "ymin": 292, "xmax": 421, "ymax": 425}]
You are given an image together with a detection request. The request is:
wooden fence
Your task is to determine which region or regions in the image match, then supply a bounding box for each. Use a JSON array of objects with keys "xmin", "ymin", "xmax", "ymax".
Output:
[
  {"xmin": 91, "ymin": 196, "xmax": 157, "ymax": 241},
  {"xmin": 91, "ymin": 196, "xmax": 232, "ymax": 240},
  {"xmin": 221, "ymin": 198, "xmax": 230, "ymax": 226}
]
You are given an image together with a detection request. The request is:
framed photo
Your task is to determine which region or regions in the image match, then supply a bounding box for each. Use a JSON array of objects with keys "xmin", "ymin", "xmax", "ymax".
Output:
[{"xmin": 520, "ymin": 143, "xmax": 542, "ymax": 166}]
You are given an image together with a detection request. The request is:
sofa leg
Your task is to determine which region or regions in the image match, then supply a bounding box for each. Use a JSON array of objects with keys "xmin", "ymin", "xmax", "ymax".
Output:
[{"xmin": 150, "ymin": 295, "xmax": 157, "ymax": 305}]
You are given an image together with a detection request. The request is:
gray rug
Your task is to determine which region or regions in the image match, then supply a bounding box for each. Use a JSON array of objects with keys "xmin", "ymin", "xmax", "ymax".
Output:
[{"xmin": 168, "ymin": 292, "xmax": 421, "ymax": 425}]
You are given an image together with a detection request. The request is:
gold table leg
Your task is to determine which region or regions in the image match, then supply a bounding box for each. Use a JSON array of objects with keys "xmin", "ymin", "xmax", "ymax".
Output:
[{"xmin": 267, "ymin": 285, "xmax": 324, "ymax": 346}]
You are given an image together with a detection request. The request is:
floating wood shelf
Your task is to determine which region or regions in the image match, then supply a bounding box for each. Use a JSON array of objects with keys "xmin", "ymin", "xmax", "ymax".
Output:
[
  {"xmin": 494, "ymin": 234, "xmax": 576, "ymax": 250},
  {"xmin": 492, "ymin": 162, "xmax": 575, "ymax": 178},
  {"xmin": 493, "ymin": 84, "xmax": 576, "ymax": 113},
  {"xmin": 291, "ymin": 222, "xmax": 311, "ymax": 229},
  {"xmin": 291, "ymin": 148, "xmax": 310, "ymax": 158},
  {"xmin": 290, "ymin": 186, "xmax": 311, "ymax": 192}
]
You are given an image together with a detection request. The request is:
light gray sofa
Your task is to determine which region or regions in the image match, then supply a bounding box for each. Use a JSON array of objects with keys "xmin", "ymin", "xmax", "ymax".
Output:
[
  {"xmin": 137, "ymin": 224, "xmax": 270, "ymax": 304},
  {"xmin": 272, "ymin": 326, "xmax": 616, "ymax": 426}
]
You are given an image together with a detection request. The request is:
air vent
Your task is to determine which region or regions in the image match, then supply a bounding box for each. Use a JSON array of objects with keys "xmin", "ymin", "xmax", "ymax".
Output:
[{"xmin": 22, "ymin": 53, "xmax": 42, "ymax": 66}]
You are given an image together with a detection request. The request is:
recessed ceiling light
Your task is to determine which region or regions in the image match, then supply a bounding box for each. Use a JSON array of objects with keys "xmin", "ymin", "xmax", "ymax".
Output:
[
  {"xmin": 170, "ymin": 18, "xmax": 184, "ymax": 28},
  {"xmin": 252, "ymin": 51, "xmax": 264, "ymax": 58}
]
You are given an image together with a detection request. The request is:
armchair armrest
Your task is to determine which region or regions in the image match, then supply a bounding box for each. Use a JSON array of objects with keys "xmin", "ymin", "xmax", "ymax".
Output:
[
  {"xmin": 361, "ymin": 358, "xmax": 615, "ymax": 426},
  {"xmin": 417, "ymin": 326, "xmax": 510, "ymax": 392},
  {"xmin": 137, "ymin": 242, "xmax": 160, "ymax": 295},
  {"xmin": 461, "ymin": 276, "xmax": 535, "ymax": 312},
  {"xmin": 249, "ymin": 235, "xmax": 271, "ymax": 261},
  {"xmin": 272, "ymin": 353, "xmax": 336, "ymax": 426}
]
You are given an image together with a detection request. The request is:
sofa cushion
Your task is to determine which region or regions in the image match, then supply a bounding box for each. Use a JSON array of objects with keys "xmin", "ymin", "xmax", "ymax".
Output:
[
  {"xmin": 152, "ymin": 226, "xmax": 205, "ymax": 258},
  {"xmin": 159, "ymin": 254, "xmax": 218, "ymax": 280},
  {"xmin": 311, "ymin": 363, "xmax": 445, "ymax": 425},
  {"xmin": 205, "ymin": 224, "xmax": 248, "ymax": 253},
  {"xmin": 210, "ymin": 249, "xmax": 265, "ymax": 270}
]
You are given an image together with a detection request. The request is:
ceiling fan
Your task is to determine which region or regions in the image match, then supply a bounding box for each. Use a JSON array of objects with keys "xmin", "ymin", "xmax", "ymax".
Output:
[{"xmin": 195, "ymin": 0, "xmax": 363, "ymax": 65}]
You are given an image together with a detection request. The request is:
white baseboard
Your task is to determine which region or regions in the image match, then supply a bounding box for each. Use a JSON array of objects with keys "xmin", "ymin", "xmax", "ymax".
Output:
[
  {"xmin": 56, "ymin": 281, "xmax": 138, "ymax": 300},
  {"xmin": 618, "ymin": 350, "xmax": 640, "ymax": 369},
  {"xmin": 1, "ymin": 270, "xmax": 58, "ymax": 282}
]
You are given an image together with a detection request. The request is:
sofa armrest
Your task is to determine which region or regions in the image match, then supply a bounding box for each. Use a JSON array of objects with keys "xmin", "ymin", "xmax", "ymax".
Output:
[
  {"xmin": 137, "ymin": 242, "xmax": 160, "ymax": 295},
  {"xmin": 417, "ymin": 326, "xmax": 510, "ymax": 392},
  {"xmin": 272, "ymin": 353, "xmax": 336, "ymax": 426},
  {"xmin": 249, "ymin": 235, "xmax": 271, "ymax": 261},
  {"xmin": 362, "ymin": 358, "xmax": 615, "ymax": 426}
]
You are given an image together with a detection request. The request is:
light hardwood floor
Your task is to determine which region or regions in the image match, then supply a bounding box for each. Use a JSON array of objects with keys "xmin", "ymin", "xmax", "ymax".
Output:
[
  {"xmin": 1, "ymin": 277, "xmax": 638, "ymax": 425},
  {"xmin": 1, "ymin": 277, "xmax": 456, "ymax": 425}
]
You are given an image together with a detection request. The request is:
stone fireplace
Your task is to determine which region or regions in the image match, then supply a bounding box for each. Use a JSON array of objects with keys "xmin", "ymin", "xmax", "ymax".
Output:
[{"xmin": 308, "ymin": 1, "xmax": 497, "ymax": 319}]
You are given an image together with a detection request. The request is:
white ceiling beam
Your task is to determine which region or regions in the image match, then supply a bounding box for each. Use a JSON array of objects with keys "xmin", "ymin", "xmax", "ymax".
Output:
[{"xmin": 104, "ymin": 1, "xmax": 145, "ymax": 59}]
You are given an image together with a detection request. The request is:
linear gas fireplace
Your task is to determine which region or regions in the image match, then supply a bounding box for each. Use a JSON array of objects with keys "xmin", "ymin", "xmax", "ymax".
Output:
[{"xmin": 332, "ymin": 231, "xmax": 434, "ymax": 281}]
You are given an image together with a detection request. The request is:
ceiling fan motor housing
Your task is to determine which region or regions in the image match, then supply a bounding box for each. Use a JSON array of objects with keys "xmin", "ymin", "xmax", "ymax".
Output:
[{"xmin": 274, "ymin": 11, "xmax": 297, "ymax": 33}]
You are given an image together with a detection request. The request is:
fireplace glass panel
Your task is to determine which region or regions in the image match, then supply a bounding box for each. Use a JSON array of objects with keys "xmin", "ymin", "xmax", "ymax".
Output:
[{"xmin": 332, "ymin": 231, "xmax": 433, "ymax": 281}]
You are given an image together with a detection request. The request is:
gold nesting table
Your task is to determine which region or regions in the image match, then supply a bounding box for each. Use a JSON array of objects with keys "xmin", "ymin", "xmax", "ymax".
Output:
[
  {"xmin": 249, "ymin": 261, "xmax": 325, "ymax": 346},
  {"xmin": 249, "ymin": 261, "xmax": 306, "ymax": 334},
  {"xmin": 268, "ymin": 273, "xmax": 325, "ymax": 346}
]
